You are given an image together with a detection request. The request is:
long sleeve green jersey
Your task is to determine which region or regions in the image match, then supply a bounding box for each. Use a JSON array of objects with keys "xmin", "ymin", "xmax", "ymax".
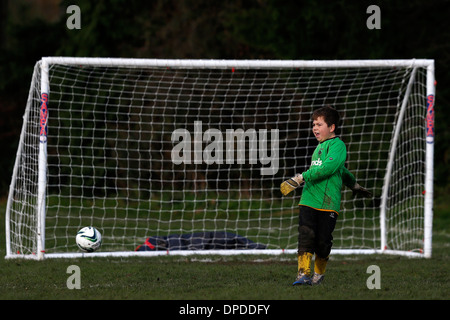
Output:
[{"xmin": 299, "ymin": 137, "xmax": 355, "ymax": 214}]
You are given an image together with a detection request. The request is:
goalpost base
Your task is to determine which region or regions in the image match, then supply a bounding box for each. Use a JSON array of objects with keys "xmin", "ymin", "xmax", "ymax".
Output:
[{"xmin": 5, "ymin": 248, "xmax": 426, "ymax": 260}]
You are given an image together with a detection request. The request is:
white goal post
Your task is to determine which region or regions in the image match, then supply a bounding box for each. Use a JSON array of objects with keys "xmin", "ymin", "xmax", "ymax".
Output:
[{"xmin": 5, "ymin": 58, "xmax": 435, "ymax": 260}]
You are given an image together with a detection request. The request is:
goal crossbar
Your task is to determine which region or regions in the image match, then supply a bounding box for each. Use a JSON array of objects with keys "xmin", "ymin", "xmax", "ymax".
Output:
[{"xmin": 42, "ymin": 57, "xmax": 434, "ymax": 69}]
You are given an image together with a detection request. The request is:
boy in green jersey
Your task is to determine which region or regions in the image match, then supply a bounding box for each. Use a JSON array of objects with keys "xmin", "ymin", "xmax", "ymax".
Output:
[{"xmin": 281, "ymin": 106, "xmax": 371, "ymax": 286}]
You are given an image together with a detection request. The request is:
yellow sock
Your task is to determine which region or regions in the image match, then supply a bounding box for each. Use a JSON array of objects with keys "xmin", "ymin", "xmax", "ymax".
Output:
[
  {"xmin": 297, "ymin": 252, "xmax": 313, "ymax": 276},
  {"xmin": 314, "ymin": 255, "xmax": 329, "ymax": 275}
]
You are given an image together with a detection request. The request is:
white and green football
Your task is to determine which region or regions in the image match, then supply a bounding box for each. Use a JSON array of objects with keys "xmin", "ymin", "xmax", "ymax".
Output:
[{"xmin": 76, "ymin": 227, "xmax": 102, "ymax": 252}]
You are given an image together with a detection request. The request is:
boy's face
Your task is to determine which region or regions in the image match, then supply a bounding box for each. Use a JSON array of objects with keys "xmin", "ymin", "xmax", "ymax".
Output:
[{"xmin": 312, "ymin": 116, "xmax": 335, "ymax": 142}]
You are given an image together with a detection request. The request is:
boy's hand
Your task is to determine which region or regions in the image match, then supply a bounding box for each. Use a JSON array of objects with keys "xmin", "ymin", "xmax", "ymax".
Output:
[
  {"xmin": 280, "ymin": 174, "xmax": 303, "ymax": 196},
  {"xmin": 351, "ymin": 183, "xmax": 372, "ymax": 198}
]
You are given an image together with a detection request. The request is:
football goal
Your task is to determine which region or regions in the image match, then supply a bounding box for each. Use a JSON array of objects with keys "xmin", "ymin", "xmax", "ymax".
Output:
[{"xmin": 5, "ymin": 58, "xmax": 435, "ymax": 259}]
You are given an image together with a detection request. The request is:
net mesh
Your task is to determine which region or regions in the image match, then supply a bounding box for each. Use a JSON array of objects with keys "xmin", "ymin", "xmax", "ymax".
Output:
[{"xmin": 6, "ymin": 60, "xmax": 429, "ymax": 256}]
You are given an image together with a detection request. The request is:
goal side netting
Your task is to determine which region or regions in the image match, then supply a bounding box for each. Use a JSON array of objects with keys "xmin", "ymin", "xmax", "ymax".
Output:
[{"xmin": 5, "ymin": 58, "xmax": 435, "ymax": 259}]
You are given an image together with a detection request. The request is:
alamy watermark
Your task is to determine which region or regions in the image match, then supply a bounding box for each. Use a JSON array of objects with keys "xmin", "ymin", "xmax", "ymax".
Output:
[
  {"xmin": 171, "ymin": 121, "xmax": 279, "ymax": 175},
  {"xmin": 66, "ymin": 263, "xmax": 380, "ymax": 290},
  {"xmin": 366, "ymin": 5, "xmax": 381, "ymax": 30},
  {"xmin": 366, "ymin": 265, "xmax": 381, "ymax": 289},
  {"xmin": 66, "ymin": 5, "xmax": 81, "ymax": 30},
  {"xmin": 66, "ymin": 5, "xmax": 380, "ymax": 32},
  {"xmin": 66, "ymin": 265, "xmax": 81, "ymax": 289}
]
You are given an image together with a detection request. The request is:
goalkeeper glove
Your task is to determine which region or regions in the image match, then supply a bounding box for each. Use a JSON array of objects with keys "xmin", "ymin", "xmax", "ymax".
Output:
[
  {"xmin": 280, "ymin": 174, "xmax": 303, "ymax": 196},
  {"xmin": 351, "ymin": 183, "xmax": 372, "ymax": 198}
]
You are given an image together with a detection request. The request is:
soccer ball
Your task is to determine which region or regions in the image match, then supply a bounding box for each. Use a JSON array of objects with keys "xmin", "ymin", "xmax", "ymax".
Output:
[{"xmin": 76, "ymin": 226, "xmax": 102, "ymax": 252}]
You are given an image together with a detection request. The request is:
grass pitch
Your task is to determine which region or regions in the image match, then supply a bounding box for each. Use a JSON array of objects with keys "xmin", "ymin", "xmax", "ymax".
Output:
[{"xmin": 1, "ymin": 200, "xmax": 449, "ymax": 301}]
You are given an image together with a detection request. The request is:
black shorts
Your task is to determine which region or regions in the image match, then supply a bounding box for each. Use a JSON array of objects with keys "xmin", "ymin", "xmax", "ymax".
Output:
[{"xmin": 297, "ymin": 205, "xmax": 338, "ymax": 258}]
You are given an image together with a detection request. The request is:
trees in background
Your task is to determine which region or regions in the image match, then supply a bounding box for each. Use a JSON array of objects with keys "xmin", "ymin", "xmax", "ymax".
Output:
[{"xmin": 1, "ymin": 0, "xmax": 449, "ymax": 194}]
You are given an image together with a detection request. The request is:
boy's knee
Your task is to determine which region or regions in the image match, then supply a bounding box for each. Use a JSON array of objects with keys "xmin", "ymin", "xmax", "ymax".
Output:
[
  {"xmin": 298, "ymin": 225, "xmax": 315, "ymax": 253},
  {"xmin": 315, "ymin": 241, "xmax": 332, "ymax": 258}
]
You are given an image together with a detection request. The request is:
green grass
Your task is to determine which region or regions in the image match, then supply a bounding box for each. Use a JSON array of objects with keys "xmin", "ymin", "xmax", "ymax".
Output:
[
  {"xmin": 0, "ymin": 252, "xmax": 448, "ymax": 300},
  {"xmin": 1, "ymin": 199, "xmax": 449, "ymax": 300}
]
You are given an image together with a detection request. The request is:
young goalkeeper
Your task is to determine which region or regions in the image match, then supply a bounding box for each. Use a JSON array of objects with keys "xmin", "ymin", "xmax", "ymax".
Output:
[{"xmin": 280, "ymin": 106, "xmax": 371, "ymax": 286}]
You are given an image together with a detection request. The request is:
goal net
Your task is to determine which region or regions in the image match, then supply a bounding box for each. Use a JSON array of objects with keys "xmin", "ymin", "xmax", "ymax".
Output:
[{"xmin": 5, "ymin": 58, "xmax": 435, "ymax": 259}]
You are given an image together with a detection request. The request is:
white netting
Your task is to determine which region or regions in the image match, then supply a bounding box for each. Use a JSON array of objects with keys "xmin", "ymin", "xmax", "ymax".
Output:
[{"xmin": 5, "ymin": 59, "xmax": 431, "ymax": 258}]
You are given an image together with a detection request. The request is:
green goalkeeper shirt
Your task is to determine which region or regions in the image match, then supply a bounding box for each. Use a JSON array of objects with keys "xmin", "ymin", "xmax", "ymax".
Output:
[{"xmin": 299, "ymin": 137, "xmax": 355, "ymax": 214}]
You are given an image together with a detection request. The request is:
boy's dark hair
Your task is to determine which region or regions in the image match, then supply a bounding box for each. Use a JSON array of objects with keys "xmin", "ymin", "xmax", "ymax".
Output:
[{"xmin": 312, "ymin": 106, "xmax": 341, "ymax": 134}]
